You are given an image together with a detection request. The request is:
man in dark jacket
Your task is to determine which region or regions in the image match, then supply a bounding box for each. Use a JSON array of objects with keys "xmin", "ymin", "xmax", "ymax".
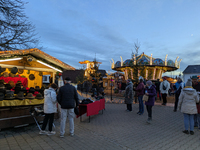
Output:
[
  {"xmin": 155, "ymin": 79, "xmax": 161, "ymax": 101},
  {"xmin": 57, "ymin": 77, "xmax": 79, "ymax": 138}
]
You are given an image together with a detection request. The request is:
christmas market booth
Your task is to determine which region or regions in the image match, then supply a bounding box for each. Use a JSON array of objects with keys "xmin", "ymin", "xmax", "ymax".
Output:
[{"xmin": 0, "ymin": 48, "xmax": 75, "ymax": 129}]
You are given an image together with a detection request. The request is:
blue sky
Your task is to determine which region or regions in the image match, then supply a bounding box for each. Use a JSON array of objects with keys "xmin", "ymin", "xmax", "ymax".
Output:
[{"xmin": 24, "ymin": 0, "xmax": 200, "ymax": 77}]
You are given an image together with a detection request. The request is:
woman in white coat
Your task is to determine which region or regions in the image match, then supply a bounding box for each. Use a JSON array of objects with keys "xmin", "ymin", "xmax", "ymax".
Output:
[
  {"xmin": 178, "ymin": 79, "xmax": 199, "ymax": 135},
  {"xmin": 39, "ymin": 83, "xmax": 58, "ymax": 135}
]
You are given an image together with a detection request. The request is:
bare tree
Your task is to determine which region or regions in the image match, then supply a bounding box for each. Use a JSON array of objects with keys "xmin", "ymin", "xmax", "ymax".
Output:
[
  {"xmin": 131, "ymin": 40, "xmax": 140, "ymax": 59},
  {"xmin": 0, "ymin": 0, "xmax": 40, "ymax": 50},
  {"xmin": 130, "ymin": 40, "xmax": 145, "ymax": 83}
]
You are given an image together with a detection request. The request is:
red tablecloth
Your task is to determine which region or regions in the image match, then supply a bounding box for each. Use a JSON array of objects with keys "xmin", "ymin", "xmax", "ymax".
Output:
[
  {"xmin": 0, "ymin": 76, "xmax": 28, "ymax": 87},
  {"xmin": 77, "ymin": 99, "xmax": 105, "ymax": 118}
]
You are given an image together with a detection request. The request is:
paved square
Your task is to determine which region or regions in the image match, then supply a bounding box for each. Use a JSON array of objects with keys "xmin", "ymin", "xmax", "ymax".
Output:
[{"xmin": 0, "ymin": 102, "xmax": 200, "ymax": 150}]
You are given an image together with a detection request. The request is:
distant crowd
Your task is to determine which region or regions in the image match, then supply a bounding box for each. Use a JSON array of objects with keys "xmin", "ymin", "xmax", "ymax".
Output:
[{"xmin": 124, "ymin": 76, "xmax": 200, "ymax": 135}]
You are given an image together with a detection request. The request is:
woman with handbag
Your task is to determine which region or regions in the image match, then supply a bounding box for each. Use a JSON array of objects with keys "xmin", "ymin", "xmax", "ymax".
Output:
[
  {"xmin": 144, "ymin": 80, "xmax": 156, "ymax": 124},
  {"xmin": 39, "ymin": 83, "xmax": 58, "ymax": 135}
]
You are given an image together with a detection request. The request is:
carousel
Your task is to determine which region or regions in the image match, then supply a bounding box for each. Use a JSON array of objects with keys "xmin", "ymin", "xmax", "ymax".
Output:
[
  {"xmin": 111, "ymin": 53, "xmax": 182, "ymax": 80},
  {"xmin": 0, "ymin": 48, "xmax": 75, "ymax": 129}
]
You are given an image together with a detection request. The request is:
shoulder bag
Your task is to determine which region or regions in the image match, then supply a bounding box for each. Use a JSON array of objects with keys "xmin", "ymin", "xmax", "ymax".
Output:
[{"xmin": 143, "ymin": 95, "xmax": 149, "ymax": 102}]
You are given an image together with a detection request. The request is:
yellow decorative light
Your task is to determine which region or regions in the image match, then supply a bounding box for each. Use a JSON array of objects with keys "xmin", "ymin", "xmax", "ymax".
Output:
[
  {"xmin": 37, "ymin": 60, "xmax": 62, "ymax": 72},
  {"xmin": 0, "ymin": 57, "xmax": 22, "ymax": 62}
]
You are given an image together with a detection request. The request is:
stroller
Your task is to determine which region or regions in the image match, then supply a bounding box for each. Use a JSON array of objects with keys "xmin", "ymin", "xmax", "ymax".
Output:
[{"xmin": 30, "ymin": 106, "xmax": 55, "ymax": 131}]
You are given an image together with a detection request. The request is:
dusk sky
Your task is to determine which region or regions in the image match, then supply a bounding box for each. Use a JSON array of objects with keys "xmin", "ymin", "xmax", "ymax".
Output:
[{"xmin": 24, "ymin": 0, "xmax": 200, "ymax": 77}]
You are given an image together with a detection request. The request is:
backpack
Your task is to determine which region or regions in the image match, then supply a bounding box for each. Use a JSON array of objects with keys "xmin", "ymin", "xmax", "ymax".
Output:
[{"xmin": 163, "ymin": 84, "xmax": 167, "ymax": 90}]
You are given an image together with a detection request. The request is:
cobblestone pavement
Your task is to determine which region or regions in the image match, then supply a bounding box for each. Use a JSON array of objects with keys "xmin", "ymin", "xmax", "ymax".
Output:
[{"xmin": 0, "ymin": 95, "xmax": 200, "ymax": 150}]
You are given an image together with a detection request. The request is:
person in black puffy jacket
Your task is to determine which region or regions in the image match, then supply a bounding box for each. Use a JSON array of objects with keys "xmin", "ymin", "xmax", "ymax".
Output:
[{"xmin": 57, "ymin": 77, "xmax": 79, "ymax": 138}]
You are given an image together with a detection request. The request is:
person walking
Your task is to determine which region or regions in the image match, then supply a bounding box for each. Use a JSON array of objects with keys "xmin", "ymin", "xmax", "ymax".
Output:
[
  {"xmin": 57, "ymin": 77, "xmax": 79, "ymax": 138},
  {"xmin": 173, "ymin": 77, "xmax": 185, "ymax": 112},
  {"xmin": 39, "ymin": 83, "xmax": 58, "ymax": 135},
  {"xmin": 136, "ymin": 78, "xmax": 145, "ymax": 115},
  {"xmin": 178, "ymin": 79, "xmax": 199, "ymax": 135},
  {"xmin": 145, "ymin": 80, "xmax": 156, "ymax": 124},
  {"xmin": 160, "ymin": 77, "xmax": 170, "ymax": 106},
  {"xmin": 125, "ymin": 79, "xmax": 134, "ymax": 112}
]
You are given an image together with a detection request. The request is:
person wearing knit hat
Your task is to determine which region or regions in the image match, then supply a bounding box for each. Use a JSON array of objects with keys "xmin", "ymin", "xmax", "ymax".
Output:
[
  {"xmin": 178, "ymin": 78, "xmax": 199, "ymax": 135},
  {"xmin": 185, "ymin": 79, "xmax": 192, "ymax": 87},
  {"xmin": 144, "ymin": 80, "xmax": 156, "ymax": 124},
  {"xmin": 160, "ymin": 77, "xmax": 170, "ymax": 106}
]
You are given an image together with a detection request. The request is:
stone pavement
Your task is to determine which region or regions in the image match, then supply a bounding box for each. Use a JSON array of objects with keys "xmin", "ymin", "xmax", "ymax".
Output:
[{"xmin": 0, "ymin": 97, "xmax": 200, "ymax": 150}]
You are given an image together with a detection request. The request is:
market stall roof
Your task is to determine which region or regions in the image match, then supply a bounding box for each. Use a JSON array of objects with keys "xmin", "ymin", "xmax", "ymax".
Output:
[{"xmin": 0, "ymin": 48, "xmax": 75, "ymax": 71}]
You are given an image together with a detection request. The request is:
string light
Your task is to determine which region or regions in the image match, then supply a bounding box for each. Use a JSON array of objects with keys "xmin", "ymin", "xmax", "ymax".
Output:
[
  {"xmin": 37, "ymin": 60, "xmax": 62, "ymax": 72},
  {"xmin": 0, "ymin": 58, "xmax": 22, "ymax": 62}
]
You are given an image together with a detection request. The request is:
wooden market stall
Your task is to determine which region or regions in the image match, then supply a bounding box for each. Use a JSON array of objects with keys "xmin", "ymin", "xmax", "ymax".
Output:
[{"xmin": 0, "ymin": 48, "xmax": 75, "ymax": 129}]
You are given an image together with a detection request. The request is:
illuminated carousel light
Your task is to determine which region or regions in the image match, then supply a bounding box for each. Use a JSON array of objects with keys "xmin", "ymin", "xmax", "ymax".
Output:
[{"xmin": 111, "ymin": 53, "xmax": 180, "ymax": 80}]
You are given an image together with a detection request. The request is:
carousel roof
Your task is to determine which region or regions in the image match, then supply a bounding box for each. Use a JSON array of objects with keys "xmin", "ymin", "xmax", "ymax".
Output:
[
  {"xmin": 112, "ymin": 53, "xmax": 181, "ymax": 72},
  {"xmin": 0, "ymin": 48, "xmax": 75, "ymax": 71}
]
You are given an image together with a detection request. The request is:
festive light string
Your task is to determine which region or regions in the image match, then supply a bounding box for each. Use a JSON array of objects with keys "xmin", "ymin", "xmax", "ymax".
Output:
[
  {"xmin": 0, "ymin": 58, "xmax": 22, "ymax": 62},
  {"xmin": 37, "ymin": 60, "xmax": 62, "ymax": 72}
]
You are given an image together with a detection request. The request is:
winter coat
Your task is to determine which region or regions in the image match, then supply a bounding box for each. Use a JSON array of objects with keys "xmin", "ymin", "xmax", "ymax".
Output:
[
  {"xmin": 160, "ymin": 80, "xmax": 170, "ymax": 94},
  {"xmin": 57, "ymin": 83, "xmax": 79, "ymax": 109},
  {"xmin": 178, "ymin": 88, "xmax": 199, "ymax": 114},
  {"xmin": 44, "ymin": 87, "xmax": 57, "ymax": 114},
  {"xmin": 125, "ymin": 82, "xmax": 134, "ymax": 104},
  {"xmin": 136, "ymin": 82, "xmax": 144, "ymax": 96},
  {"xmin": 145, "ymin": 84, "xmax": 156, "ymax": 106},
  {"xmin": 155, "ymin": 81, "xmax": 160, "ymax": 92},
  {"xmin": 192, "ymin": 82, "xmax": 200, "ymax": 92}
]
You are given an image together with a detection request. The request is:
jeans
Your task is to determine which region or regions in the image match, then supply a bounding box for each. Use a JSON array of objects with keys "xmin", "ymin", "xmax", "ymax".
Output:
[
  {"xmin": 162, "ymin": 93, "xmax": 167, "ymax": 104},
  {"xmin": 146, "ymin": 105, "xmax": 152, "ymax": 118},
  {"xmin": 41, "ymin": 113, "xmax": 54, "ymax": 131},
  {"xmin": 127, "ymin": 104, "xmax": 132, "ymax": 111},
  {"xmin": 138, "ymin": 95, "xmax": 144, "ymax": 114},
  {"xmin": 183, "ymin": 113, "xmax": 194, "ymax": 131},
  {"xmin": 60, "ymin": 108, "xmax": 75, "ymax": 135}
]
